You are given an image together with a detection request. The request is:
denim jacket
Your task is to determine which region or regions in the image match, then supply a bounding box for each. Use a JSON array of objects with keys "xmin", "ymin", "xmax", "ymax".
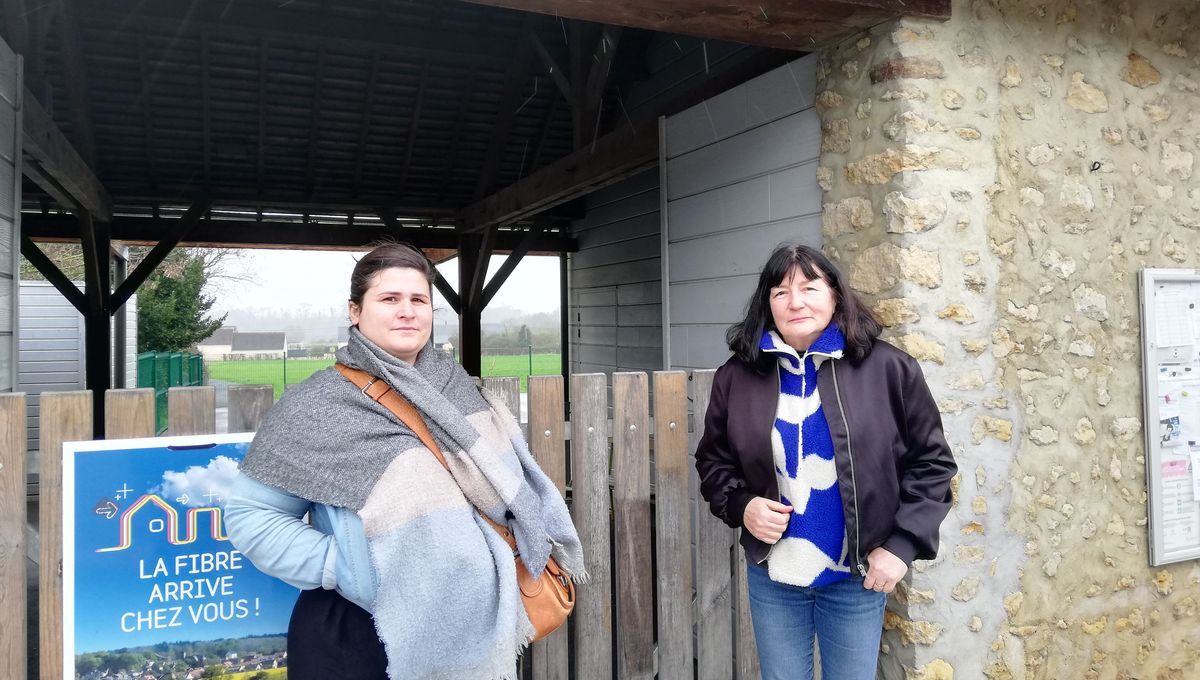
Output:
[{"xmin": 224, "ymin": 473, "xmax": 378, "ymax": 611}]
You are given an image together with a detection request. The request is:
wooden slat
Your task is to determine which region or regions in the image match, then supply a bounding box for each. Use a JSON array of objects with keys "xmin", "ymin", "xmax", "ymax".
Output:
[
  {"xmin": 692, "ymin": 369, "xmax": 735, "ymax": 680},
  {"xmin": 612, "ymin": 372, "xmax": 653, "ymax": 680},
  {"xmin": 528, "ymin": 376, "xmax": 568, "ymax": 679},
  {"xmin": 734, "ymin": 547, "xmax": 760, "ymax": 680},
  {"xmin": 653, "ymin": 371, "xmax": 692, "ymax": 680},
  {"xmin": 0, "ymin": 394, "xmax": 27, "ymax": 680},
  {"xmin": 482, "ymin": 376, "xmax": 521, "ymax": 422},
  {"xmin": 104, "ymin": 388, "xmax": 156, "ymax": 439},
  {"xmin": 167, "ymin": 386, "xmax": 216, "ymax": 436},
  {"xmin": 40, "ymin": 390, "xmax": 92, "ymax": 680},
  {"xmin": 228, "ymin": 385, "xmax": 274, "ymax": 433},
  {"xmin": 569, "ymin": 373, "xmax": 612, "ymax": 679}
]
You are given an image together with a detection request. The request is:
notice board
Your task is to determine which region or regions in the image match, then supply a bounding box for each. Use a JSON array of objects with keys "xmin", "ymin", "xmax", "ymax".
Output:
[
  {"xmin": 1140, "ymin": 268, "xmax": 1200, "ymax": 566},
  {"xmin": 63, "ymin": 433, "xmax": 300, "ymax": 678}
]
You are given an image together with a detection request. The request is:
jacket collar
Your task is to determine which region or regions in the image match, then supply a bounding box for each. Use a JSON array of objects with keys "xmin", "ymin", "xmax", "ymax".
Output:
[{"xmin": 760, "ymin": 325, "xmax": 845, "ymax": 367}]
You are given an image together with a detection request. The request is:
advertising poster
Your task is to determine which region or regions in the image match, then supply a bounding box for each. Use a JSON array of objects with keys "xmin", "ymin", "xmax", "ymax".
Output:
[{"xmin": 64, "ymin": 433, "xmax": 299, "ymax": 680}]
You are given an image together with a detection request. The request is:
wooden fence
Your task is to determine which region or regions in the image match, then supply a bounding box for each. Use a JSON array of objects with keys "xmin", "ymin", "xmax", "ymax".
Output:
[{"xmin": 0, "ymin": 371, "xmax": 761, "ymax": 680}]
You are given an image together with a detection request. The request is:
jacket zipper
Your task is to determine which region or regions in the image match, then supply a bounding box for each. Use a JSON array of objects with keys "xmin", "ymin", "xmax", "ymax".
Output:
[
  {"xmin": 831, "ymin": 359, "xmax": 867, "ymax": 576},
  {"xmin": 755, "ymin": 365, "xmax": 783, "ymax": 565}
]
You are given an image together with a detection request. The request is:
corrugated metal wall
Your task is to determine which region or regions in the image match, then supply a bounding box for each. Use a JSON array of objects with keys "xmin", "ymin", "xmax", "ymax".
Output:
[
  {"xmin": 0, "ymin": 39, "xmax": 20, "ymax": 392},
  {"xmin": 568, "ymin": 169, "xmax": 662, "ymax": 376},
  {"xmin": 663, "ymin": 55, "xmax": 822, "ymax": 371}
]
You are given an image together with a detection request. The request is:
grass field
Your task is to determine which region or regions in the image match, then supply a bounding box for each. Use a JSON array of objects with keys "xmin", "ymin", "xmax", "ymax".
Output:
[
  {"xmin": 207, "ymin": 353, "xmax": 561, "ymax": 397},
  {"xmin": 223, "ymin": 668, "xmax": 287, "ymax": 680}
]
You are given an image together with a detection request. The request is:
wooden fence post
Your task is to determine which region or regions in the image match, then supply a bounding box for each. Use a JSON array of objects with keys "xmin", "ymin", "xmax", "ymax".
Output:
[
  {"xmin": 612, "ymin": 372, "xmax": 653, "ymax": 680},
  {"xmin": 692, "ymin": 369, "xmax": 734, "ymax": 680},
  {"xmin": 40, "ymin": 390, "xmax": 92, "ymax": 680},
  {"xmin": 228, "ymin": 385, "xmax": 274, "ymax": 432},
  {"xmin": 570, "ymin": 373, "xmax": 612, "ymax": 680},
  {"xmin": 734, "ymin": 544, "xmax": 760, "ymax": 680},
  {"xmin": 528, "ymin": 376, "xmax": 568, "ymax": 680},
  {"xmin": 105, "ymin": 388, "xmax": 156, "ymax": 439},
  {"xmin": 482, "ymin": 377, "xmax": 521, "ymax": 422},
  {"xmin": 653, "ymin": 371, "xmax": 692, "ymax": 680},
  {"xmin": 0, "ymin": 394, "xmax": 27, "ymax": 680},
  {"xmin": 167, "ymin": 386, "xmax": 216, "ymax": 435}
]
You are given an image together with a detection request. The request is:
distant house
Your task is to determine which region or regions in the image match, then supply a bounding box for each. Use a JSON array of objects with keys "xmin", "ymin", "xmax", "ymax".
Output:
[
  {"xmin": 230, "ymin": 331, "xmax": 287, "ymax": 359},
  {"xmin": 195, "ymin": 326, "xmax": 236, "ymax": 361}
]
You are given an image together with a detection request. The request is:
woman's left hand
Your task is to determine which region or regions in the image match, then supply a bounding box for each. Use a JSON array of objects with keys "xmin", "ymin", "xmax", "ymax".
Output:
[{"xmin": 862, "ymin": 547, "xmax": 907, "ymax": 594}]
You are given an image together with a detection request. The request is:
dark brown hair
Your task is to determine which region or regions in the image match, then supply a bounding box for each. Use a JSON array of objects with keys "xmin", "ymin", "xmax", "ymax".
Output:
[
  {"xmin": 726, "ymin": 242, "xmax": 881, "ymax": 368},
  {"xmin": 349, "ymin": 241, "xmax": 436, "ymax": 306}
]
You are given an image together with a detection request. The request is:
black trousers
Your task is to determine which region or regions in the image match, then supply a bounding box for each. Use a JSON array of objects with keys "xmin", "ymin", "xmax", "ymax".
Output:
[{"xmin": 287, "ymin": 587, "xmax": 388, "ymax": 680}]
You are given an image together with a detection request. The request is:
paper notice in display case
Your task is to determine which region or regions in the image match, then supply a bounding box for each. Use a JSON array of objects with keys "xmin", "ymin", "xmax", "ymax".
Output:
[{"xmin": 1141, "ymin": 269, "xmax": 1200, "ymax": 565}]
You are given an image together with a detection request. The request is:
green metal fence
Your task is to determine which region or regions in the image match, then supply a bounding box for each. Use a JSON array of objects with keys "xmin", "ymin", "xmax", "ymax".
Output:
[{"xmin": 137, "ymin": 351, "xmax": 204, "ymax": 433}]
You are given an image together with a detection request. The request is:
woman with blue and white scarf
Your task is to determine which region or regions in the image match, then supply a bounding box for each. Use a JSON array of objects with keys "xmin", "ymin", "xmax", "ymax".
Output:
[
  {"xmin": 695, "ymin": 243, "xmax": 956, "ymax": 679},
  {"xmin": 225, "ymin": 243, "xmax": 585, "ymax": 680}
]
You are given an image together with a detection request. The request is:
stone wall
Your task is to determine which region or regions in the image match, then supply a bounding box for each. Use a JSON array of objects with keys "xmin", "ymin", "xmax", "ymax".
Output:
[{"xmin": 816, "ymin": 1, "xmax": 1200, "ymax": 677}]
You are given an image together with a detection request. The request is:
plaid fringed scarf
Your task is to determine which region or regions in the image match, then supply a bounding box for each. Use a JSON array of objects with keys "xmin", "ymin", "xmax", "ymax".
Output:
[{"xmin": 239, "ymin": 327, "xmax": 585, "ymax": 679}]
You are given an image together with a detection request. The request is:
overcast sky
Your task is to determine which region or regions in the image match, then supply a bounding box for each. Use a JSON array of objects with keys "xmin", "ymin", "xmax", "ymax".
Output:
[{"xmin": 208, "ymin": 249, "xmax": 562, "ymax": 315}]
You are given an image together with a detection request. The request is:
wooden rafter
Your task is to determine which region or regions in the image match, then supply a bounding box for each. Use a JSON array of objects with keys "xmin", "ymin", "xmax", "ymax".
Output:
[
  {"xmin": 135, "ymin": 32, "xmax": 157, "ymax": 192},
  {"xmin": 200, "ymin": 30, "xmax": 211, "ymax": 191},
  {"xmin": 256, "ymin": 38, "xmax": 268, "ymax": 197},
  {"xmin": 397, "ymin": 58, "xmax": 430, "ymax": 199},
  {"xmin": 57, "ymin": 0, "xmax": 96, "ymax": 166},
  {"xmin": 353, "ymin": 51, "xmax": 381, "ymax": 197},
  {"xmin": 23, "ymin": 212, "xmax": 578, "ymax": 253},
  {"xmin": 465, "ymin": 225, "xmax": 498, "ymax": 311},
  {"xmin": 22, "ymin": 87, "xmax": 112, "ymax": 220},
  {"xmin": 461, "ymin": 0, "xmax": 951, "ymax": 50},
  {"xmin": 531, "ymin": 32, "xmax": 571, "ymax": 102},
  {"xmin": 111, "ymin": 199, "xmax": 211, "ymax": 309},
  {"xmin": 581, "ymin": 25, "xmax": 621, "ymax": 139},
  {"xmin": 472, "ymin": 15, "xmax": 538, "ymax": 201},
  {"xmin": 19, "ymin": 234, "xmax": 85, "ymax": 312},
  {"xmin": 304, "ymin": 47, "xmax": 325, "ymax": 200},
  {"xmin": 529, "ymin": 92, "xmax": 559, "ymax": 175},
  {"xmin": 482, "ymin": 222, "xmax": 545, "ymax": 308},
  {"xmin": 436, "ymin": 66, "xmax": 477, "ymax": 204},
  {"xmin": 86, "ymin": 0, "xmax": 517, "ymax": 65}
]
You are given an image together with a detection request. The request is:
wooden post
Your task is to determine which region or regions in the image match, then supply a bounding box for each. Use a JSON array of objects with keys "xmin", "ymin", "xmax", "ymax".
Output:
[
  {"xmin": 228, "ymin": 385, "xmax": 274, "ymax": 432},
  {"xmin": 167, "ymin": 386, "xmax": 216, "ymax": 436},
  {"xmin": 40, "ymin": 390, "xmax": 92, "ymax": 680},
  {"xmin": 612, "ymin": 372, "xmax": 653, "ymax": 680},
  {"xmin": 652, "ymin": 371, "xmax": 691, "ymax": 680},
  {"xmin": 482, "ymin": 377, "xmax": 521, "ymax": 422},
  {"xmin": 458, "ymin": 233, "xmax": 483, "ymax": 377},
  {"xmin": 0, "ymin": 394, "xmax": 27, "ymax": 680},
  {"xmin": 734, "ymin": 545, "xmax": 760, "ymax": 680},
  {"xmin": 569, "ymin": 373, "xmax": 612, "ymax": 680},
  {"xmin": 528, "ymin": 376, "xmax": 567, "ymax": 679},
  {"xmin": 692, "ymin": 369, "xmax": 735, "ymax": 680},
  {"xmin": 105, "ymin": 388, "xmax": 156, "ymax": 439}
]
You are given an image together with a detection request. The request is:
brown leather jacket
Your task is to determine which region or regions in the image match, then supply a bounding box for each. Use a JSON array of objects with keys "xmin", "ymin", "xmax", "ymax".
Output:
[{"xmin": 694, "ymin": 340, "xmax": 957, "ymax": 573}]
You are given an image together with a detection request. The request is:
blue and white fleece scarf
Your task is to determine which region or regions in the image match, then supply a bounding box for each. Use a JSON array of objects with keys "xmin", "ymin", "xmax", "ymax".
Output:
[
  {"xmin": 760, "ymin": 326, "xmax": 853, "ymax": 587},
  {"xmin": 240, "ymin": 327, "xmax": 585, "ymax": 679}
]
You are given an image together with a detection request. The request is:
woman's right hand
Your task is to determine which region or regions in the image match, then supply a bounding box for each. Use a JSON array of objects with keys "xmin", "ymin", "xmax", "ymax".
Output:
[{"xmin": 742, "ymin": 497, "xmax": 793, "ymax": 544}]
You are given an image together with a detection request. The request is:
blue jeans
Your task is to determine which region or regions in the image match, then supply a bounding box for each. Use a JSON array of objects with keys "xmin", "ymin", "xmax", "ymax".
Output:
[{"xmin": 747, "ymin": 563, "xmax": 887, "ymax": 680}]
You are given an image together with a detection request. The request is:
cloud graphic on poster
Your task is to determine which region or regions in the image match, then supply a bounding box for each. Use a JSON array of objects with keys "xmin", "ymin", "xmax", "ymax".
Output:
[{"xmin": 154, "ymin": 455, "xmax": 240, "ymax": 507}]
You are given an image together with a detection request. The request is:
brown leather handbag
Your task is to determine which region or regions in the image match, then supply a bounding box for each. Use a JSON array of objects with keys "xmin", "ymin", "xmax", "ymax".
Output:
[{"xmin": 335, "ymin": 364, "xmax": 575, "ymax": 641}]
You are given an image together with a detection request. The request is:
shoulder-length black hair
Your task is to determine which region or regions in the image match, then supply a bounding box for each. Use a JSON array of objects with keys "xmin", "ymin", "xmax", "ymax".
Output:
[{"xmin": 726, "ymin": 242, "xmax": 881, "ymax": 369}]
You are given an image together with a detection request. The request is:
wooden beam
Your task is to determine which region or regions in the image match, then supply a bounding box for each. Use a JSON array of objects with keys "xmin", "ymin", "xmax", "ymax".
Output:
[
  {"xmin": 86, "ymin": 0, "xmax": 516, "ymax": 65},
  {"xmin": 353, "ymin": 51, "xmax": 381, "ymax": 197},
  {"xmin": 19, "ymin": 234, "xmax": 85, "ymax": 312},
  {"xmin": 111, "ymin": 198, "xmax": 212, "ymax": 310},
  {"xmin": 529, "ymin": 92, "xmax": 560, "ymax": 174},
  {"xmin": 465, "ymin": 225, "xmax": 498, "ymax": 311},
  {"xmin": 531, "ymin": 33, "xmax": 571, "ymax": 101},
  {"xmin": 482, "ymin": 223, "xmax": 544, "ymax": 308},
  {"xmin": 23, "ymin": 212, "xmax": 578, "ymax": 253},
  {"xmin": 581, "ymin": 25, "xmax": 621, "ymax": 142},
  {"xmin": 22, "ymin": 87, "xmax": 113, "ymax": 220},
  {"xmin": 397, "ymin": 58, "xmax": 430, "ymax": 199},
  {"xmin": 433, "ymin": 273, "xmax": 461, "ymax": 315},
  {"xmin": 459, "ymin": 122, "xmax": 656, "ymax": 233},
  {"xmin": 57, "ymin": 0, "xmax": 96, "ymax": 166},
  {"xmin": 473, "ymin": 16, "xmax": 537, "ymax": 200},
  {"xmin": 461, "ymin": 0, "xmax": 951, "ymax": 51},
  {"xmin": 304, "ymin": 47, "xmax": 324, "ymax": 200}
]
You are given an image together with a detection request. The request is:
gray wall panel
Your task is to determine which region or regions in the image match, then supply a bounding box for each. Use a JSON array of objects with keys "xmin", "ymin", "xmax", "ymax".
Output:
[
  {"xmin": 19, "ymin": 281, "xmax": 87, "ymax": 451},
  {"xmin": 664, "ymin": 55, "xmax": 822, "ymax": 370},
  {"xmin": 569, "ymin": 234, "xmax": 660, "ymax": 270},
  {"xmin": 0, "ymin": 37, "xmax": 17, "ymax": 392},
  {"xmin": 570, "ymin": 257, "xmax": 660, "ymax": 289}
]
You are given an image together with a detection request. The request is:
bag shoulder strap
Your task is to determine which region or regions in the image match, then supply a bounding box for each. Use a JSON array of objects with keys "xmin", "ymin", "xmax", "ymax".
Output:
[{"xmin": 334, "ymin": 363, "xmax": 516, "ymax": 547}]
